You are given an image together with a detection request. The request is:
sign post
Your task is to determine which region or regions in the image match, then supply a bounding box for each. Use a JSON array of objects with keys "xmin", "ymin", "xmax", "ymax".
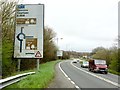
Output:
[
  {"xmin": 37, "ymin": 59, "xmax": 39, "ymax": 71},
  {"xmin": 18, "ymin": 59, "xmax": 21, "ymax": 72},
  {"xmin": 14, "ymin": 4, "xmax": 44, "ymax": 71}
]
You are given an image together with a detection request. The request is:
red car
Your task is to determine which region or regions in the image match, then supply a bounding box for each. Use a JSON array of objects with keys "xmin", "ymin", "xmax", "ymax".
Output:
[{"xmin": 88, "ymin": 59, "xmax": 108, "ymax": 74}]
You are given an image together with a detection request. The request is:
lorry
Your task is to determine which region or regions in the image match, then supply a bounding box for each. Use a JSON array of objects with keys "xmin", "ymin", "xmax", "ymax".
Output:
[{"xmin": 88, "ymin": 59, "xmax": 108, "ymax": 74}]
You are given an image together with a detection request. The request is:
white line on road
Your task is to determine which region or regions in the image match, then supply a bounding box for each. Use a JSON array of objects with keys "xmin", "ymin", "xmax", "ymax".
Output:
[
  {"xmin": 59, "ymin": 62, "xmax": 69, "ymax": 78},
  {"xmin": 71, "ymin": 81, "xmax": 75, "ymax": 84},
  {"xmin": 71, "ymin": 61, "xmax": 120, "ymax": 87},
  {"xmin": 59, "ymin": 61, "xmax": 80, "ymax": 89},
  {"xmin": 75, "ymin": 85, "xmax": 80, "ymax": 88},
  {"xmin": 68, "ymin": 78, "xmax": 71, "ymax": 81}
]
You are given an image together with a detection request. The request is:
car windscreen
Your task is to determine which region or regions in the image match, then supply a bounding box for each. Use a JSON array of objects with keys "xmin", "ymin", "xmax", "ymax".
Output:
[
  {"xmin": 95, "ymin": 60, "xmax": 106, "ymax": 64},
  {"xmin": 83, "ymin": 61, "xmax": 89, "ymax": 64}
]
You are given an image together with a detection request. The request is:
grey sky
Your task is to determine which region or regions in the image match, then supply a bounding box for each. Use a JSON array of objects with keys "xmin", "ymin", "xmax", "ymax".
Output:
[{"xmin": 20, "ymin": 0, "xmax": 119, "ymax": 52}]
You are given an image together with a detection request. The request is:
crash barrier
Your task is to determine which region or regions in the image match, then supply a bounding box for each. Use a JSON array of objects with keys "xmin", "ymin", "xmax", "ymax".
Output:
[{"xmin": 0, "ymin": 72, "xmax": 35, "ymax": 89}]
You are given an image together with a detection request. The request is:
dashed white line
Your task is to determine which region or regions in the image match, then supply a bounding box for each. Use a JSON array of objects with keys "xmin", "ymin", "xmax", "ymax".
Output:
[
  {"xmin": 71, "ymin": 61, "xmax": 120, "ymax": 87},
  {"xmin": 75, "ymin": 85, "xmax": 79, "ymax": 88},
  {"xmin": 68, "ymin": 78, "xmax": 71, "ymax": 81},
  {"xmin": 59, "ymin": 61, "xmax": 80, "ymax": 89},
  {"xmin": 71, "ymin": 81, "xmax": 75, "ymax": 84}
]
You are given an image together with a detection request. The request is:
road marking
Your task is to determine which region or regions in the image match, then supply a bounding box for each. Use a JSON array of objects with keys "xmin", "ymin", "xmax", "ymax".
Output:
[
  {"xmin": 68, "ymin": 78, "xmax": 71, "ymax": 81},
  {"xmin": 71, "ymin": 61, "xmax": 120, "ymax": 87},
  {"xmin": 75, "ymin": 85, "xmax": 80, "ymax": 88},
  {"xmin": 59, "ymin": 62, "xmax": 69, "ymax": 78},
  {"xmin": 59, "ymin": 61, "xmax": 80, "ymax": 89},
  {"xmin": 71, "ymin": 81, "xmax": 75, "ymax": 84}
]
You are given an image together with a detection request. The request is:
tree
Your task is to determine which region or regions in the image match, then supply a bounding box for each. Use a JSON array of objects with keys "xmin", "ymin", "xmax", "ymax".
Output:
[
  {"xmin": 92, "ymin": 48, "xmax": 111, "ymax": 65},
  {"xmin": 1, "ymin": 0, "xmax": 17, "ymax": 78},
  {"xmin": 1, "ymin": 1, "xmax": 16, "ymax": 41},
  {"xmin": 109, "ymin": 47, "xmax": 118, "ymax": 71},
  {"xmin": 62, "ymin": 51, "xmax": 70, "ymax": 59},
  {"xmin": 118, "ymin": 48, "xmax": 120, "ymax": 72},
  {"xmin": 91, "ymin": 47, "xmax": 105, "ymax": 55},
  {"xmin": 42, "ymin": 26, "xmax": 58, "ymax": 63}
]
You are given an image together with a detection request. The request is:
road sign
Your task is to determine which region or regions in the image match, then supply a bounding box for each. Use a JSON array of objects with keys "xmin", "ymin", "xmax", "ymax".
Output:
[
  {"xmin": 14, "ymin": 4, "xmax": 44, "ymax": 58},
  {"xmin": 35, "ymin": 51, "xmax": 42, "ymax": 57},
  {"xmin": 57, "ymin": 50, "xmax": 63, "ymax": 57}
]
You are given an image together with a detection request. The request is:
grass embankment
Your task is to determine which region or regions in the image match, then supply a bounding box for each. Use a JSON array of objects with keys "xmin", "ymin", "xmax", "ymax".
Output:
[
  {"xmin": 108, "ymin": 69, "xmax": 120, "ymax": 76},
  {"xmin": 5, "ymin": 60, "xmax": 61, "ymax": 88}
]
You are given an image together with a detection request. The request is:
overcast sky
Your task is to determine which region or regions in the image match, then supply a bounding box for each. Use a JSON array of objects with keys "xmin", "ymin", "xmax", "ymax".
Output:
[{"xmin": 20, "ymin": 0, "xmax": 119, "ymax": 52}]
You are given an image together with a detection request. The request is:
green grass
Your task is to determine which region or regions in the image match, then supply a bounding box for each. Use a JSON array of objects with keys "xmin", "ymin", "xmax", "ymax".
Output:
[
  {"xmin": 5, "ymin": 60, "xmax": 61, "ymax": 89},
  {"xmin": 108, "ymin": 69, "xmax": 120, "ymax": 76}
]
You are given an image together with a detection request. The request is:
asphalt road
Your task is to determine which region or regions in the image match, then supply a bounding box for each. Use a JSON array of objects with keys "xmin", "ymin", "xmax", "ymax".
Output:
[
  {"xmin": 59, "ymin": 60, "xmax": 119, "ymax": 89},
  {"xmin": 48, "ymin": 62, "xmax": 75, "ymax": 88}
]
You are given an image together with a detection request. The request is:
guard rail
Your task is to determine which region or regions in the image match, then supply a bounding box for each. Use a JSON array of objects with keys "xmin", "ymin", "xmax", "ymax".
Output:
[{"xmin": 0, "ymin": 72, "xmax": 35, "ymax": 89}]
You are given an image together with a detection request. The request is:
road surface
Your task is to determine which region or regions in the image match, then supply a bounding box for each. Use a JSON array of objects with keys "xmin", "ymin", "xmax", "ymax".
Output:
[{"xmin": 49, "ymin": 60, "xmax": 120, "ymax": 90}]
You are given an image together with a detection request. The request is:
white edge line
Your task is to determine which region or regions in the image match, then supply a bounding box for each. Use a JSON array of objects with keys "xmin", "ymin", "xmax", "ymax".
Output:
[
  {"xmin": 59, "ymin": 62, "xmax": 68, "ymax": 78},
  {"xmin": 59, "ymin": 61, "xmax": 80, "ymax": 89},
  {"xmin": 75, "ymin": 85, "xmax": 79, "ymax": 88},
  {"xmin": 71, "ymin": 81, "xmax": 75, "ymax": 84},
  {"xmin": 71, "ymin": 61, "xmax": 120, "ymax": 87},
  {"xmin": 68, "ymin": 78, "xmax": 71, "ymax": 81}
]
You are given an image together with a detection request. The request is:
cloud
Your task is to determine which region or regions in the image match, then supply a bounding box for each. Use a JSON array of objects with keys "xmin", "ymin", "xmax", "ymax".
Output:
[{"xmin": 21, "ymin": 0, "xmax": 119, "ymax": 52}]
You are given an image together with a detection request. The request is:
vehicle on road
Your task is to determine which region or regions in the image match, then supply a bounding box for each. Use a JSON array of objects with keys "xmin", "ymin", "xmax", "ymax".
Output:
[
  {"xmin": 72, "ymin": 59, "xmax": 80, "ymax": 63},
  {"xmin": 76, "ymin": 59, "xmax": 80, "ymax": 63},
  {"xmin": 72, "ymin": 59, "xmax": 77, "ymax": 63},
  {"xmin": 88, "ymin": 59, "xmax": 108, "ymax": 74},
  {"xmin": 81, "ymin": 60, "xmax": 89, "ymax": 68}
]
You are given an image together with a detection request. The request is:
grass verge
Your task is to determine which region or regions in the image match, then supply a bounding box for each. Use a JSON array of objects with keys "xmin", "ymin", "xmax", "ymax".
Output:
[
  {"xmin": 108, "ymin": 69, "xmax": 120, "ymax": 76},
  {"xmin": 4, "ymin": 60, "xmax": 61, "ymax": 89}
]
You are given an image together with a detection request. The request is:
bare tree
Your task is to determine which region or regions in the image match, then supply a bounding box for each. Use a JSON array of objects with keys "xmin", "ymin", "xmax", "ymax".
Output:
[{"xmin": 42, "ymin": 26, "xmax": 58, "ymax": 62}]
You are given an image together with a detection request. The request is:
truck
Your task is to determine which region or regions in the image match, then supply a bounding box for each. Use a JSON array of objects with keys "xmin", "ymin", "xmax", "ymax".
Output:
[{"xmin": 88, "ymin": 59, "xmax": 108, "ymax": 74}]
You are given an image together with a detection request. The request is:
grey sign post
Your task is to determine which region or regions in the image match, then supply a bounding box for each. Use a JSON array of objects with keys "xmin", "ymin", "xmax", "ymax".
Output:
[{"xmin": 18, "ymin": 59, "xmax": 21, "ymax": 72}]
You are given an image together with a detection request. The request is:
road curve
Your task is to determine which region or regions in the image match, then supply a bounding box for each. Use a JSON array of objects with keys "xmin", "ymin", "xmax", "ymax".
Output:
[{"xmin": 60, "ymin": 60, "xmax": 119, "ymax": 89}]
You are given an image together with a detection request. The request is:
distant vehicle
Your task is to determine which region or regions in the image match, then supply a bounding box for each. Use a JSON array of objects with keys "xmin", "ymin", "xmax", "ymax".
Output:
[
  {"xmin": 72, "ymin": 59, "xmax": 77, "ymax": 63},
  {"xmin": 88, "ymin": 59, "xmax": 108, "ymax": 74},
  {"xmin": 81, "ymin": 61, "xmax": 89, "ymax": 68},
  {"xmin": 76, "ymin": 59, "xmax": 80, "ymax": 63},
  {"xmin": 72, "ymin": 59, "xmax": 80, "ymax": 63}
]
